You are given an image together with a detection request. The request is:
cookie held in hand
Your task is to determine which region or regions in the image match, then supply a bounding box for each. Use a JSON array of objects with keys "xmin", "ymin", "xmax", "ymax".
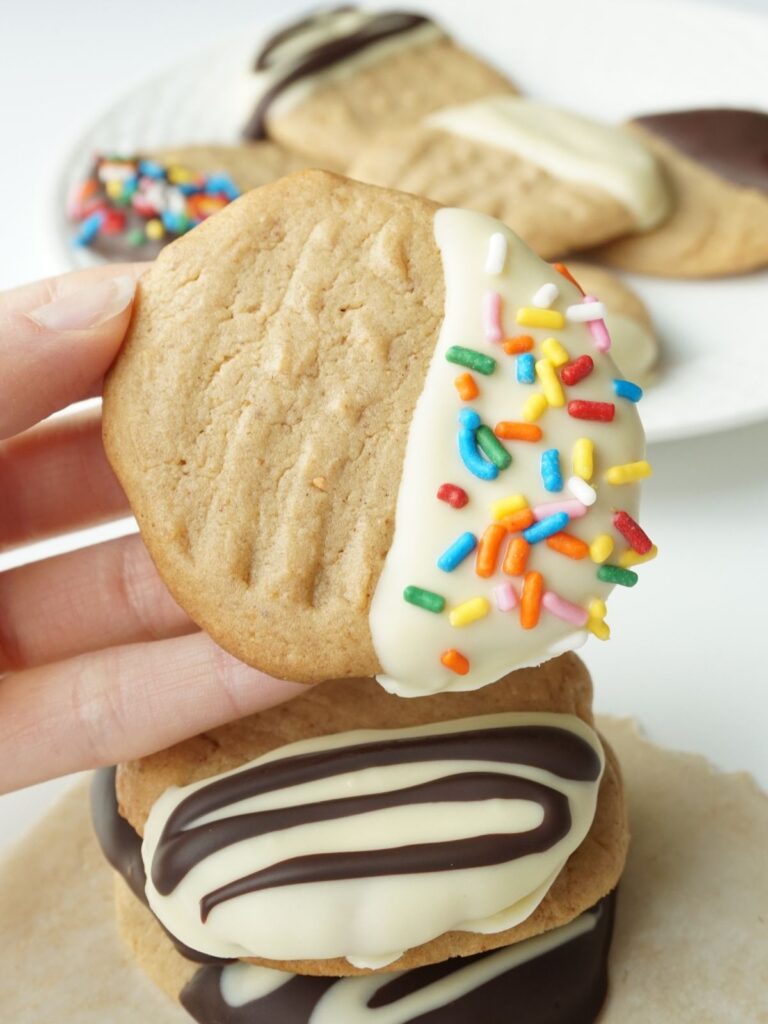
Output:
[{"xmin": 103, "ymin": 171, "xmax": 652, "ymax": 694}]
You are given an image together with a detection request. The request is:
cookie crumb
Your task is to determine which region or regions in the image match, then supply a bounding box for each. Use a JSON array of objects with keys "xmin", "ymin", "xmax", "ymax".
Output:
[{"xmin": 312, "ymin": 476, "xmax": 329, "ymax": 492}]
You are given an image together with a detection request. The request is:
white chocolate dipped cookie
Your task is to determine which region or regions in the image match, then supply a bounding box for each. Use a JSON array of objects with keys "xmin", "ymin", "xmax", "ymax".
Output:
[
  {"xmin": 239, "ymin": 7, "xmax": 516, "ymax": 167},
  {"xmin": 111, "ymin": 664, "xmax": 627, "ymax": 976},
  {"xmin": 103, "ymin": 171, "xmax": 654, "ymax": 693},
  {"xmin": 348, "ymin": 96, "xmax": 671, "ymax": 258}
]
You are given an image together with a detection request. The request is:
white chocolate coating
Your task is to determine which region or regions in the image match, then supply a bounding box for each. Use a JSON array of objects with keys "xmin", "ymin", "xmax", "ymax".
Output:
[
  {"xmin": 606, "ymin": 311, "xmax": 658, "ymax": 381},
  {"xmin": 369, "ymin": 209, "xmax": 646, "ymax": 696},
  {"xmin": 218, "ymin": 905, "xmax": 601, "ymax": 1020},
  {"xmin": 142, "ymin": 712, "xmax": 603, "ymax": 967},
  {"xmin": 427, "ymin": 97, "xmax": 670, "ymax": 229}
]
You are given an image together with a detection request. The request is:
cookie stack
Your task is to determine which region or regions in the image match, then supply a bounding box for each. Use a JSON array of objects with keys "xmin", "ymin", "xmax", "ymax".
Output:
[{"xmin": 93, "ymin": 164, "xmax": 658, "ymax": 1022}]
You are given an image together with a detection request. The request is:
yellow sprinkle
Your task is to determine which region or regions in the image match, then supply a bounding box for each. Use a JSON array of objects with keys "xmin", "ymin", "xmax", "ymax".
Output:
[
  {"xmin": 516, "ymin": 307, "xmax": 565, "ymax": 330},
  {"xmin": 535, "ymin": 358, "xmax": 565, "ymax": 408},
  {"xmin": 145, "ymin": 218, "xmax": 165, "ymax": 240},
  {"xmin": 604, "ymin": 460, "xmax": 653, "ymax": 486},
  {"xmin": 522, "ymin": 393, "xmax": 548, "ymax": 422},
  {"xmin": 589, "ymin": 598, "xmax": 607, "ymax": 620},
  {"xmin": 541, "ymin": 337, "xmax": 569, "ymax": 368},
  {"xmin": 619, "ymin": 544, "xmax": 659, "ymax": 568},
  {"xmin": 168, "ymin": 165, "xmax": 194, "ymax": 184},
  {"xmin": 491, "ymin": 494, "xmax": 528, "ymax": 521},
  {"xmin": 449, "ymin": 597, "xmax": 491, "ymax": 628},
  {"xmin": 572, "ymin": 438, "xmax": 594, "ymax": 481},
  {"xmin": 590, "ymin": 534, "xmax": 614, "ymax": 563},
  {"xmin": 588, "ymin": 617, "xmax": 611, "ymax": 641},
  {"xmin": 105, "ymin": 179, "xmax": 124, "ymax": 199}
]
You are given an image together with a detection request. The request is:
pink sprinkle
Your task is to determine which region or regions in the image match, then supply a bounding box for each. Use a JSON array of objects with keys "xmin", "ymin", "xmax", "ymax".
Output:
[
  {"xmin": 542, "ymin": 591, "xmax": 589, "ymax": 627},
  {"xmin": 483, "ymin": 290, "xmax": 504, "ymax": 343},
  {"xmin": 533, "ymin": 499, "xmax": 588, "ymax": 521},
  {"xmin": 494, "ymin": 582, "xmax": 518, "ymax": 612},
  {"xmin": 583, "ymin": 296, "xmax": 612, "ymax": 353}
]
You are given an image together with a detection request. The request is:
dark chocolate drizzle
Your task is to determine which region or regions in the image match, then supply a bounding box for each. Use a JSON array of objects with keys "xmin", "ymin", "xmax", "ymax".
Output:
[
  {"xmin": 89, "ymin": 768, "xmax": 229, "ymax": 966},
  {"xmin": 633, "ymin": 108, "xmax": 768, "ymax": 193},
  {"xmin": 150, "ymin": 724, "xmax": 600, "ymax": 921},
  {"xmin": 180, "ymin": 892, "xmax": 617, "ymax": 1024},
  {"xmin": 243, "ymin": 8, "xmax": 432, "ymax": 139}
]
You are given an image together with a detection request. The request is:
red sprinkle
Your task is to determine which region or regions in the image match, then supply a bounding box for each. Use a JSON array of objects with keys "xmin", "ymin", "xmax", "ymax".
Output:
[
  {"xmin": 560, "ymin": 355, "xmax": 594, "ymax": 386},
  {"xmin": 613, "ymin": 510, "xmax": 653, "ymax": 554},
  {"xmin": 568, "ymin": 400, "xmax": 615, "ymax": 422},
  {"xmin": 437, "ymin": 483, "xmax": 469, "ymax": 509}
]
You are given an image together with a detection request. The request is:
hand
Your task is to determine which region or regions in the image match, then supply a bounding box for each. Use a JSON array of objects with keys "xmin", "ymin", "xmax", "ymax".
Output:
[{"xmin": 0, "ymin": 267, "xmax": 306, "ymax": 793}]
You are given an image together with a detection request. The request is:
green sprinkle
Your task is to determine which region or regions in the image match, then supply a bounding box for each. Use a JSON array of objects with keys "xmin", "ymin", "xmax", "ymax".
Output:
[
  {"xmin": 404, "ymin": 586, "xmax": 446, "ymax": 613},
  {"xmin": 475, "ymin": 426, "xmax": 512, "ymax": 470},
  {"xmin": 126, "ymin": 228, "xmax": 146, "ymax": 247},
  {"xmin": 597, "ymin": 565, "xmax": 638, "ymax": 588},
  {"xmin": 446, "ymin": 346, "xmax": 496, "ymax": 376}
]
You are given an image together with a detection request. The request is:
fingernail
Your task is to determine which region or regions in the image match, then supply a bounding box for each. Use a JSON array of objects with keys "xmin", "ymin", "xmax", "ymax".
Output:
[{"xmin": 27, "ymin": 274, "xmax": 136, "ymax": 331}]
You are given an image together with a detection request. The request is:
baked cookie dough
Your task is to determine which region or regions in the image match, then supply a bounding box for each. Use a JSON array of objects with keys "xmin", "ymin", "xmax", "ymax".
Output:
[
  {"xmin": 103, "ymin": 171, "xmax": 653, "ymax": 694},
  {"xmin": 68, "ymin": 144, "xmax": 317, "ymax": 261},
  {"xmin": 561, "ymin": 262, "xmax": 659, "ymax": 382},
  {"xmin": 112, "ymin": 659, "xmax": 628, "ymax": 975},
  {"xmin": 591, "ymin": 108, "xmax": 768, "ymax": 277},
  {"xmin": 348, "ymin": 96, "xmax": 671, "ymax": 258},
  {"xmin": 240, "ymin": 7, "xmax": 516, "ymax": 167}
]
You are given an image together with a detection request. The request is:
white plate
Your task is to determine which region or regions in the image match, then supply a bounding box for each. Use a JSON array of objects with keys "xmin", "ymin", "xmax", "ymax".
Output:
[{"xmin": 48, "ymin": 0, "xmax": 768, "ymax": 444}]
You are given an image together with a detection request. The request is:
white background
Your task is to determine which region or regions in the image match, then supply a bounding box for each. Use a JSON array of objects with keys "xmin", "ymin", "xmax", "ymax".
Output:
[{"xmin": 1, "ymin": 0, "xmax": 767, "ymax": 849}]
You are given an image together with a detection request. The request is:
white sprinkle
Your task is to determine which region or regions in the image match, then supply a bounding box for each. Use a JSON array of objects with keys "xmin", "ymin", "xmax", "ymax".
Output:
[
  {"xmin": 567, "ymin": 475, "xmax": 597, "ymax": 506},
  {"xmin": 485, "ymin": 232, "xmax": 508, "ymax": 275},
  {"xmin": 531, "ymin": 282, "xmax": 559, "ymax": 308},
  {"xmin": 566, "ymin": 300, "xmax": 606, "ymax": 322}
]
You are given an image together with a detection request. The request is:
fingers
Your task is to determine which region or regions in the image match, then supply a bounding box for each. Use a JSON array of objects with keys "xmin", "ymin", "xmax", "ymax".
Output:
[
  {"xmin": 0, "ymin": 407, "xmax": 129, "ymax": 549},
  {"xmin": 0, "ymin": 533, "xmax": 195, "ymax": 672},
  {"xmin": 0, "ymin": 632, "xmax": 308, "ymax": 791},
  {"xmin": 0, "ymin": 264, "xmax": 146, "ymax": 439}
]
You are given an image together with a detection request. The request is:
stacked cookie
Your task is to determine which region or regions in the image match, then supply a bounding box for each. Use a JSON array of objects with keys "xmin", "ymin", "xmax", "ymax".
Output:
[{"xmin": 94, "ymin": 169, "xmax": 657, "ymax": 1021}]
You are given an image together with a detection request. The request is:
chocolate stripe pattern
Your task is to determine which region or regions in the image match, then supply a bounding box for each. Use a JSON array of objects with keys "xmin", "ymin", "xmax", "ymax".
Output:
[
  {"xmin": 142, "ymin": 713, "xmax": 604, "ymax": 967},
  {"xmin": 243, "ymin": 8, "xmax": 437, "ymax": 139},
  {"xmin": 180, "ymin": 894, "xmax": 616, "ymax": 1024}
]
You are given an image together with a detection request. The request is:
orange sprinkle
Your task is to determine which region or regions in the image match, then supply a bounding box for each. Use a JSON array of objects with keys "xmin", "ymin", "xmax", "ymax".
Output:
[
  {"xmin": 546, "ymin": 532, "xmax": 590, "ymax": 560},
  {"xmin": 454, "ymin": 372, "xmax": 479, "ymax": 401},
  {"xmin": 503, "ymin": 536, "xmax": 530, "ymax": 576},
  {"xmin": 441, "ymin": 649, "xmax": 470, "ymax": 675},
  {"xmin": 500, "ymin": 508, "xmax": 536, "ymax": 534},
  {"xmin": 476, "ymin": 523, "xmax": 507, "ymax": 578},
  {"xmin": 494, "ymin": 421, "xmax": 543, "ymax": 443},
  {"xmin": 553, "ymin": 262, "xmax": 585, "ymax": 295},
  {"xmin": 520, "ymin": 571, "xmax": 544, "ymax": 629},
  {"xmin": 502, "ymin": 335, "xmax": 534, "ymax": 355}
]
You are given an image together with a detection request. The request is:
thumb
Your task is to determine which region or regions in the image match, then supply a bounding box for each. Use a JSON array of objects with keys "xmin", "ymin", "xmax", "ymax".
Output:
[{"xmin": 0, "ymin": 270, "xmax": 138, "ymax": 440}]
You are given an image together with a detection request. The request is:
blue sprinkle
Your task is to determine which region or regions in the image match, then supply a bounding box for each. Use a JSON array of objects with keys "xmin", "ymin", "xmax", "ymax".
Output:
[
  {"xmin": 138, "ymin": 159, "xmax": 166, "ymax": 179},
  {"xmin": 206, "ymin": 174, "xmax": 240, "ymax": 200},
  {"xmin": 523, "ymin": 511, "xmax": 569, "ymax": 544},
  {"xmin": 613, "ymin": 378, "xmax": 643, "ymax": 402},
  {"xmin": 73, "ymin": 211, "xmax": 106, "ymax": 246},
  {"xmin": 516, "ymin": 353, "xmax": 535, "ymax": 384},
  {"xmin": 437, "ymin": 532, "xmax": 478, "ymax": 572},
  {"xmin": 540, "ymin": 449, "xmax": 563, "ymax": 493},
  {"xmin": 457, "ymin": 408, "xmax": 497, "ymax": 480},
  {"xmin": 179, "ymin": 181, "xmax": 203, "ymax": 196}
]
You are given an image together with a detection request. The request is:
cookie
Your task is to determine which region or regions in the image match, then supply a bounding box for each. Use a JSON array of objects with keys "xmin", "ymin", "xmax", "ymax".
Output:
[
  {"xmin": 114, "ymin": 875, "xmax": 616, "ymax": 1024},
  {"xmin": 103, "ymin": 171, "xmax": 653, "ymax": 694},
  {"xmin": 69, "ymin": 143, "xmax": 315, "ymax": 260},
  {"xmin": 348, "ymin": 96, "xmax": 671, "ymax": 258},
  {"xmin": 591, "ymin": 109, "xmax": 768, "ymax": 277},
  {"xmin": 111, "ymin": 658, "xmax": 628, "ymax": 974},
  {"xmin": 559, "ymin": 262, "xmax": 659, "ymax": 383},
  {"xmin": 241, "ymin": 7, "xmax": 516, "ymax": 167}
]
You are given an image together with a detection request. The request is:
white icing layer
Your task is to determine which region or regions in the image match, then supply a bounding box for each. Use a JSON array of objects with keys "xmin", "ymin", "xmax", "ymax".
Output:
[
  {"xmin": 238, "ymin": 10, "xmax": 443, "ymax": 124},
  {"xmin": 427, "ymin": 97, "xmax": 670, "ymax": 229},
  {"xmin": 142, "ymin": 712, "xmax": 603, "ymax": 966},
  {"xmin": 605, "ymin": 311, "xmax": 658, "ymax": 381},
  {"xmin": 370, "ymin": 209, "xmax": 645, "ymax": 696},
  {"xmin": 218, "ymin": 905, "xmax": 600, "ymax": 1020}
]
